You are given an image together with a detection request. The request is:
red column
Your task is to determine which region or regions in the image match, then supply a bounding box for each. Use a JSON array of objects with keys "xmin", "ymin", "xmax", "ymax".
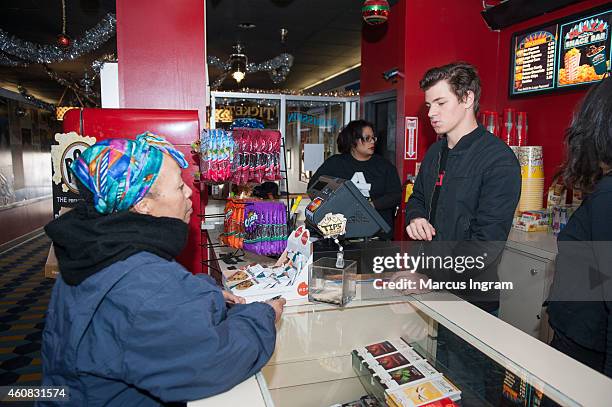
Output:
[
  {"xmin": 116, "ymin": 0, "xmax": 206, "ymax": 124},
  {"xmin": 115, "ymin": 0, "xmax": 208, "ymax": 273}
]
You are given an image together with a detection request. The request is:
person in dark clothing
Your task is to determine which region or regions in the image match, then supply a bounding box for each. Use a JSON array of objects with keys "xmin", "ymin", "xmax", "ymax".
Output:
[
  {"xmin": 40, "ymin": 133, "xmax": 285, "ymax": 406},
  {"xmin": 402, "ymin": 62, "xmax": 521, "ymax": 405},
  {"xmin": 308, "ymin": 120, "xmax": 402, "ymax": 239},
  {"xmin": 546, "ymin": 77, "xmax": 612, "ymax": 378},
  {"xmin": 404, "ymin": 62, "xmax": 521, "ymax": 311}
]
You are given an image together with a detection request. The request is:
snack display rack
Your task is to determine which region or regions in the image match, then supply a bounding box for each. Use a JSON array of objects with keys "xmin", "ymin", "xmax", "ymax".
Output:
[
  {"xmin": 199, "ymin": 127, "xmax": 292, "ymax": 272},
  {"xmin": 201, "ymin": 91, "xmax": 358, "ymax": 286}
]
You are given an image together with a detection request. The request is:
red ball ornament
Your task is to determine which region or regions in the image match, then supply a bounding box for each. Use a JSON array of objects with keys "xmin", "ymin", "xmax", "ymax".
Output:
[
  {"xmin": 362, "ymin": 0, "xmax": 390, "ymax": 25},
  {"xmin": 56, "ymin": 34, "xmax": 71, "ymax": 48}
]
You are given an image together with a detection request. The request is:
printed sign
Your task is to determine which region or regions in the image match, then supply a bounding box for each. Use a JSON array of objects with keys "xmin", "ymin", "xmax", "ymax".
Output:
[
  {"xmin": 509, "ymin": 5, "xmax": 611, "ymax": 96},
  {"xmin": 558, "ymin": 10, "xmax": 611, "ymax": 88},
  {"xmin": 215, "ymin": 104, "xmax": 278, "ymax": 123},
  {"xmin": 50, "ymin": 132, "xmax": 96, "ymax": 217},
  {"xmin": 405, "ymin": 117, "xmax": 418, "ymax": 160},
  {"xmin": 317, "ymin": 213, "xmax": 347, "ymax": 237},
  {"xmin": 511, "ymin": 25, "xmax": 558, "ymax": 94}
]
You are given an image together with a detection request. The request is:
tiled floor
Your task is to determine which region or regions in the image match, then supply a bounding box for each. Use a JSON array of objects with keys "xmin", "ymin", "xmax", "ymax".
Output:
[{"xmin": 0, "ymin": 234, "xmax": 54, "ymax": 389}]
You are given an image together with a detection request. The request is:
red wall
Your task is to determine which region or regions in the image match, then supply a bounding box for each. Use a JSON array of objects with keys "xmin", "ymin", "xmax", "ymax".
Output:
[
  {"xmin": 401, "ymin": 0, "xmax": 501, "ymax": 174},
  {"xmin": 361, "ymin": 1, "xmax": 405, "ymax": 96},
  {"xmin": 116, "ymin": 0, "xmax": 208, "ymax": 272},
  {"xmin": 116, "ymin": 0, "xmax": 207, "ymax": 125},
  {"xmin": 361, "ymin": 0, "xmax": 610, "ymax": 238},
  {"xmin": 495, "ymin": 0, "xmax": 610, "ymax": 190}
]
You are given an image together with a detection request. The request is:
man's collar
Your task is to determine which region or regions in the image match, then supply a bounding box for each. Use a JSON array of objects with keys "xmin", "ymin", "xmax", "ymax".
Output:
[{"xmin": 444, "ymin": 125, "xmax": 484, "ymax": 153}]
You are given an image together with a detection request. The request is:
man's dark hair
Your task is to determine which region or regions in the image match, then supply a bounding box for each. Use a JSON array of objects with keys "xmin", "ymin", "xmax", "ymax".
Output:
[
  {"xmin": 561, "ymin": 77, "xmax": 612, "ymax": 193},
  {"xmin": 337, "ymin": 119, "xmax": 374, "ymax": 154},
  {"xmin": 419, "ymin": 62, "xmax": 481, "ymax": 113}
]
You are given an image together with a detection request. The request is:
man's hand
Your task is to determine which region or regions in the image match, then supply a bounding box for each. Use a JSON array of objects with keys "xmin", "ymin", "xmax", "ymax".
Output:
[
  {"xmin": 406, "ymin": 217, "xmax": 436, "ymax": 241},
  {"xmin": 265, "ymin": 298, "xmax": 287, "ymax": 322},
  {"xmin": 222, "ymin": 290, "xmax": 246, "ymax": 305}
]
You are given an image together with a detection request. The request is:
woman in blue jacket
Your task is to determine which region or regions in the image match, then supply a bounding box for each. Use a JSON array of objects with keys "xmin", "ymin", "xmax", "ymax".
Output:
[
  {"xmin": 39, "ymin": 133, "xmax": 285, "ymax": 406},
  {"xmin": 546, "ymin": 77, "xmax": 612, "ymax": 377}
]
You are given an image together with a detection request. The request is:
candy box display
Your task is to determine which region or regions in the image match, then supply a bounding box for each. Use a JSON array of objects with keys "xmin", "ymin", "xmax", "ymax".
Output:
[
  {"xmin": 352, "ymin": 339, "xmax": 462, "ymax": 407},
  {"xmin": 512, "ymin": 210, "xmax": 550, "ymax": 232},
  {"xmin": 308, "ymin": 256, "xmax": 357, "ymax": 307}
]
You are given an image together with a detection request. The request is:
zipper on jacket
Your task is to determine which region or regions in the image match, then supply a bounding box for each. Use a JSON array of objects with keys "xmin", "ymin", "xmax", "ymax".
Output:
[{"xmin": 427, "ymin": 150, "xmax": 442, "ymax": 221}]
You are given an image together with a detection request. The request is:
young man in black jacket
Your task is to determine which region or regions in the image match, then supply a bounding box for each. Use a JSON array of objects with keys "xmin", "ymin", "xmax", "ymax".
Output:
[
  {"xmin": 405, "ymin": 62, "xmax": 521, "ymax": 313},
  {"xmin": 404, "ymin": 62, "xmax": 521, "ymax": 404}
]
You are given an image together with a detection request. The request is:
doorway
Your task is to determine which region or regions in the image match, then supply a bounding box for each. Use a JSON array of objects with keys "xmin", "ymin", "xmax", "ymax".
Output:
[{"xmin": 364, "ymin": 91, "xmax": 396, "ymax": 167}]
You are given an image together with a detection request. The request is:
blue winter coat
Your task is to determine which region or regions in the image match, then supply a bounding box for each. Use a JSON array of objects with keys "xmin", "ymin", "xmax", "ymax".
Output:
[{"xmin": 37, "ymin": 252, "xmax": 276, "ymax": 406}]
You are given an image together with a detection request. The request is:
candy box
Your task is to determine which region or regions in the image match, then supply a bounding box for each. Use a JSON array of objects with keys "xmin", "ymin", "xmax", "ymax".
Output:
[
  {"xmin": 355, "ymin": 339, "xmax": 413, "ymax": 360},
  {"xmin": 366, "ymin": 347, "xmax": 425, "ymax": 374},
  {"xmin": 377, "ymin": 360, "xmax": 442, "ymax": 391},
  {"xmin": 387, "ymin": 377, "xmax": 461, "ymax": 407}
]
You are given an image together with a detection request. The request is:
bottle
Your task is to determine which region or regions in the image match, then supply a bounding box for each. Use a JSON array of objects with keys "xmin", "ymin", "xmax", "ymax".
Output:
[
  {"xmin": 502, "ymin": 108, "xmax": 516, "ymax": 146},
  {"xmin": 516, "ymin": 112, "xmax": 528, "ymax": 146}
]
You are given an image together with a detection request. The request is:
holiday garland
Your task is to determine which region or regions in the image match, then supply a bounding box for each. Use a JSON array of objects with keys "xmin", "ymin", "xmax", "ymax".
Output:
[{"xmin": 0, "ymin": 13, "xmax": 116, "ymax": 66}]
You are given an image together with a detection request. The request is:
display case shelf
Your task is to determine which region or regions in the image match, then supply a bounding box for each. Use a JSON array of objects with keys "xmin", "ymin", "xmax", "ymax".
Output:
[{"xmin": 189, "ymin": 290, "xmax": 612, "ymax": 407}]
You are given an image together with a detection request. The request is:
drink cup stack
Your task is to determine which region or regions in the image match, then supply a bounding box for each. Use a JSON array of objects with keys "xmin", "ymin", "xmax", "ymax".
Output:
[{"xmin": 518, "ymin": 146, "xmax": 544, "ymax": 212}]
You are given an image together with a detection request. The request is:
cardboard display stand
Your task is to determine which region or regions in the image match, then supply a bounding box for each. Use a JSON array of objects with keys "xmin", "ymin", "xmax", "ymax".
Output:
[{"xmin": 223, "ymin": 225, "xmax": 312, "ymax": 304}]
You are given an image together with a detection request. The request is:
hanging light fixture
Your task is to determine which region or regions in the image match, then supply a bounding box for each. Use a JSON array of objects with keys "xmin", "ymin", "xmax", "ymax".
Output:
[
  {"xmin": 229, "ymin": 42, "xmax": 247, "ymax": 83},
  {"xmin": 208, "ymin": 42, "xmax": 294, "ymax": 89},
  {"xmin": 55, "ymin": 81, "xmax": 83, "ymax": 121}
]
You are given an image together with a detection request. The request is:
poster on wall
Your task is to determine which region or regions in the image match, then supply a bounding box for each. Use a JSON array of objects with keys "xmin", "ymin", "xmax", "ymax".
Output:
[
  {"xmin": 50, "ymin": 132, "xmax": 96, "ymax": 218},
  {"xmin": 557, "ymin": 9, "xmax": 611, "ymax": 88},
  {"xmin": 511, "ymin": 25, "xmax": 558, "ymax": 95},
  {"xmin": 509, "ymin": 5, "xmax": 611, "ymax": 97}
]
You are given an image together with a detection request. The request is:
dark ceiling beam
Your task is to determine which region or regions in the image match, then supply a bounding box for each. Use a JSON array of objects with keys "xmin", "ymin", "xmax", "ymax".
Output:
[{"xmin": 481, "ymin": 0, "xmax": 585, "ymax": 30}]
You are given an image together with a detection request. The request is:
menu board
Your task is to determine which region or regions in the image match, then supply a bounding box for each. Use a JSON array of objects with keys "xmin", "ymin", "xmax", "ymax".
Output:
[
  {"xmin": 557, "ymin": 9, "xmax": 611, "ymax": 88},
  {"xmin": 511, "ymin": 25, "xmax": 558, "ymax": 94},
  {"xmin": 510, "ymin": 6, "xmax": 611, "ymax": 96}
]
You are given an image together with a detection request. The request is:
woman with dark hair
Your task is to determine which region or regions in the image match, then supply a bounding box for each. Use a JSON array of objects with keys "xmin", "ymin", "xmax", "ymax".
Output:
[
  {"xmin": 546, "ymin": 77, "xmax": 612, "ymax": 377},
  {"xmin": 307, "ymin": 120, "xmax": 401, "ymax": 238}
]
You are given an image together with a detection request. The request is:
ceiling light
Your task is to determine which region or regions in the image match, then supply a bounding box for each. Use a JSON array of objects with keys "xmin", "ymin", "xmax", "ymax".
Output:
[
  {"xmin": 238, "ymin": 22, "xmax": 256, "ymax": 29},
  {"xmin": 232, "ymin": 70, "xmax": 246, "ymax": 83},
  {"xmin": 208, "ymin": 42, "xmax": 294, "ymax": 89},
  {"xmin": 229, "ymin": 43, "xmax": 248, "ymax": 83},
  {"xmin": 280, "ymin": 28, "xmax": 288, "ymax": 44}
]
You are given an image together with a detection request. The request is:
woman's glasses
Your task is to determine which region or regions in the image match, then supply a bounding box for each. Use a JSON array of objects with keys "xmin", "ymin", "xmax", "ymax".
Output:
[{"xmin": 360, "ymin": 135, "xmax": 378, "ymax": 143}]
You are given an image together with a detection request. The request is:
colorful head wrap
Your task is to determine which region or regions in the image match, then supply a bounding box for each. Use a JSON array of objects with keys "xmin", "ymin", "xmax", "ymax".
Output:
[{"xmin": 71, "ymin": 131, "xmax": 189, "ymax": 214}]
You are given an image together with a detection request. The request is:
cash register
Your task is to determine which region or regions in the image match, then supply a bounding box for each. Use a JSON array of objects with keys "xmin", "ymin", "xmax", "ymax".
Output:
[
  {"xmin": 305, "ymin": 176, "xmax": 396, "ymax": 273},
  {"xmin": 305, "ymin": 175, "xmax": 391, "ymax": 238}
]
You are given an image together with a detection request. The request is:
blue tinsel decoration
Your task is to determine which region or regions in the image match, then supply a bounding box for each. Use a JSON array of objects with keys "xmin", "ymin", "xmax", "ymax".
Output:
[{"xmin": 229, "ymin": 118, "xmax": 265, "ymax": 130}]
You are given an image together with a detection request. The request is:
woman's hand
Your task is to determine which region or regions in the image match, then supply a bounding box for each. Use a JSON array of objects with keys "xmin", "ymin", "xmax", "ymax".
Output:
[
  {"xmin": 265, "ymin": 298, "xmax": 287, "ymax": 322},
  {"xmin": 222, "ymin": 290, "xmax": 246, "ymax": 305}
]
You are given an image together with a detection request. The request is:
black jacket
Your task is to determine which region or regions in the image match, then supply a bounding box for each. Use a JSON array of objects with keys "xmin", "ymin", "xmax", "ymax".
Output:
[
  {"xmin": 405, "ymin": 125, "xmax": 521, "ymax": 309},
  {"xmin": 308, "ymin": 153, "xmax": 401, "ymax": 237},
  {"xmin": 546, "ymin": 175, "xmax": 612, "ymax": 376}
]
